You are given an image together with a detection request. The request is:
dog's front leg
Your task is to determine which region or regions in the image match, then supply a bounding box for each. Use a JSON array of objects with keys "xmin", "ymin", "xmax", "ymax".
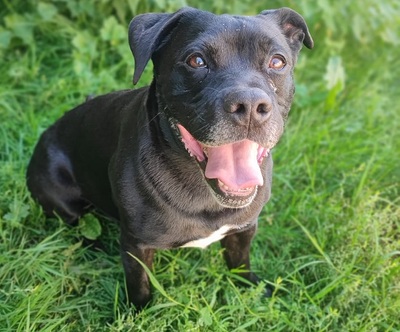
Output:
[
  {"xmin": 221, "ymin": 225, "xmax": 273, "ymax": 296},
  {"xmin": 221, "ymin": 225, "xmax": 258, "ymax": 283},
  {"xmin": 120, "ymin": 236, "xmax": 155, "ymax": 309}
]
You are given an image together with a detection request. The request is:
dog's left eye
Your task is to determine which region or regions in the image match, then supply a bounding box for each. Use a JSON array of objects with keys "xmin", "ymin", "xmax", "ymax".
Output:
[
  {"xmin": 187, "ymin": 54, "xmax": 207, "ymax": 68},
  {"xmin": 269, "ymin": 55, "xmax": 286, "ymax": 70}
]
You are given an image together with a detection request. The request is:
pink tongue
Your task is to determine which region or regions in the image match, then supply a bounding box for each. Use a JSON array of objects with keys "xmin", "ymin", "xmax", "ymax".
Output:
[{"xmin": 205, "ymin": 140, "xmax": 264, "ymax": 189}]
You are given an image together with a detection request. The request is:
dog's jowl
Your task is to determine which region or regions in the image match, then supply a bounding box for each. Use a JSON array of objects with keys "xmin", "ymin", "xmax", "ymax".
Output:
[{"xmin": 27, "ymin": 7, "xmax": 313, "ymax": 308}]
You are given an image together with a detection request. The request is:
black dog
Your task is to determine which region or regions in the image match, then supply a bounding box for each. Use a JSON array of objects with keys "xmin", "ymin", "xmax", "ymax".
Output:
[{"xmin": 27, "ymin": 7, "xmax": 313, "ymax": 308}]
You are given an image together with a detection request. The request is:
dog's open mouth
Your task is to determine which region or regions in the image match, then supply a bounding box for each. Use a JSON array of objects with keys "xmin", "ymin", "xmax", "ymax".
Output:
[{"xmin": 177, "ymin": 124, "xmax": 269, "ymax": 208}]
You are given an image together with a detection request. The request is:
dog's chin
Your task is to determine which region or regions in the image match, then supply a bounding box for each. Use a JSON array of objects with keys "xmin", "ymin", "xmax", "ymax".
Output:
[
  {"xmin": 174, "ymin": 122, "xmax": 269, "ymax": 209},
  {"xmin": 203, "ymin": 175, "xmax": 259, "ymax": 208}
]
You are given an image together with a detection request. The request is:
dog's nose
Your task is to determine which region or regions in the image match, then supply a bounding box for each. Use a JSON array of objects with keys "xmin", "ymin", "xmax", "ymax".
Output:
[{"xmin": 224, "ymin": 89, "xmax": 272, "ymax": 126}]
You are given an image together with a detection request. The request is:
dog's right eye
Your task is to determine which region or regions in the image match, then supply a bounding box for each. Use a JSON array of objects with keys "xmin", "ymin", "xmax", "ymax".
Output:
[
  {"xmin": 187, "ymin": 54, "xmax": 207, "ymax": 68},
  {"xmin": 269, "ymin": 55, "xmax": 286, "ymax": 70}
]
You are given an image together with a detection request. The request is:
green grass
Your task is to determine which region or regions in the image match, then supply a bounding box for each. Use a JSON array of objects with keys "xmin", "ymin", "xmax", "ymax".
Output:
[{"xmin": 1, "ymin": 1, "xmax": 399, "ymax": 331}]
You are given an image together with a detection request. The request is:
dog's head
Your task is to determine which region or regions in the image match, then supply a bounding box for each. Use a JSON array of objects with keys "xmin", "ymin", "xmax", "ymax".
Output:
[{"xmin": 129, "ymin": 7, "xmax": 313, "ymax": 208}]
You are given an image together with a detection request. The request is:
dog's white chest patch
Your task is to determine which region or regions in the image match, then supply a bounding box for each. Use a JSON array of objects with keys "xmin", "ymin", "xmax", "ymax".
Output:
[{"xmin": 180, "ymin": 224, "xmax": 239, "ymax": 249}]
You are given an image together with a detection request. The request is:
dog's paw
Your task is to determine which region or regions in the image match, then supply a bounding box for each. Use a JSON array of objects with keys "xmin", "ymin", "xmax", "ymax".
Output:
[{"xmin": 264, "ymin": 284, "xmax": 274, "ymax": 298}]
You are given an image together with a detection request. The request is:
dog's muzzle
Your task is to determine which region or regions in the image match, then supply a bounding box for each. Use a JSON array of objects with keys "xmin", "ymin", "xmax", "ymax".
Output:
[{"xmin": 176, "ymin": 124, "xmax": 269, "ymax": 208}]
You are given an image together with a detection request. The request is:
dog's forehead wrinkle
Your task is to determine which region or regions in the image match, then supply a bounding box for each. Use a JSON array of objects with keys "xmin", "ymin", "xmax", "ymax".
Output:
[{"xmin": 180, "ymin": 17, "xmax": 288, "ymax": 58}]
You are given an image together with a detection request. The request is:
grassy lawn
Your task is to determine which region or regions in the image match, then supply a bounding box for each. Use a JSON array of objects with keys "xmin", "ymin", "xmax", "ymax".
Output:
[{"xmin": 1, "ymin": 1, "xmax": 399, "ymax": 331}]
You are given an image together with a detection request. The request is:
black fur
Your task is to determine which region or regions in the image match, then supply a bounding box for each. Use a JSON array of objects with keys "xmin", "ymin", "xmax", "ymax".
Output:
[{"xmin": 27, "ymin": 7, "xmax": 313, "ymax": 308}]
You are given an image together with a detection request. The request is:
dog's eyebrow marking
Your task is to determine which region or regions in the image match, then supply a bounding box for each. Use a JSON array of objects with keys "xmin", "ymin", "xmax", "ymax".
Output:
[{"xmin": 180, "ymin": 224, "xmax": 242, "ymax": 248}]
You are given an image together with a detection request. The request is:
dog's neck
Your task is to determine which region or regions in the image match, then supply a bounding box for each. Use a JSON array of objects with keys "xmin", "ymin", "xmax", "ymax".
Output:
[{"xmin": 146, "ymin": 80, "xmax": 183, "ymax": 154}]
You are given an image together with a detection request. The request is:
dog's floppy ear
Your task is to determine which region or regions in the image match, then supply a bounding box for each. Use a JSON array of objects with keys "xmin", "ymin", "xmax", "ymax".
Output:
[
  {"xmin": 260, "ymin": 7, "xmax": 314, "ymax": 50},
  {"xmin": 129, "ymin": 7, "xmax": 193, "ymax": 85}
]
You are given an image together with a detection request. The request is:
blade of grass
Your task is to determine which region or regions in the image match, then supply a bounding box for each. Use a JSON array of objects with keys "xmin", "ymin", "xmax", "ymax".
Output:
[
  {"xmin": 127, "ymin": 252, "xmax": 194, "ymax": 310},
  {"xmin": 293, "ymin": 217, "xmax": 336, "ymax": 270}
]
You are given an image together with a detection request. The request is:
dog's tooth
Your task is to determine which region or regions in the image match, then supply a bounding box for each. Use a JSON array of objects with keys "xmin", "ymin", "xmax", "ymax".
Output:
[{"xmin": 219, "ymin": 180, "xmax": 230, "ymax": 192}]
